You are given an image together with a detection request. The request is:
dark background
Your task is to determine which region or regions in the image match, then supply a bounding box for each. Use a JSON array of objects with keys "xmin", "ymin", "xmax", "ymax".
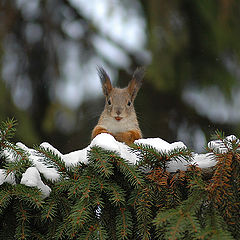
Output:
[{"xmin": 1, "ymin": 0, "xmax": 240, "ymax": 153}]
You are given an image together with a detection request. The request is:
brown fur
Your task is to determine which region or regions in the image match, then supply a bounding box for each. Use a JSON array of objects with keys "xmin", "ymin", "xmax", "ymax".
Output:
[
  {"xmin": 113, "ymin": 130, "xmax": 142, "ymax": 145},
  {"xmin": 91, "ymin": 126, "xmax": 110, "ymax": 139},
  {"xmin": 92, "ymin": 67, "xmax": 144, "ymax": 145}
]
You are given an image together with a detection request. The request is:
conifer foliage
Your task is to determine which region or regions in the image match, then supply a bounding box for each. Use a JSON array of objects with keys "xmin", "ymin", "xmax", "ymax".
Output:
[{"xmin": 0, "ymin": 119, "xmax": 239, "ymax": 239}]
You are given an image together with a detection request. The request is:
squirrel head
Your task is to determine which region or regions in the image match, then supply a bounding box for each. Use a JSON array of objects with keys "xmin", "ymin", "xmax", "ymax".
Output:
[{"xmin": 97, "ymin": 67, "xmax": 145, "ymax": 121}]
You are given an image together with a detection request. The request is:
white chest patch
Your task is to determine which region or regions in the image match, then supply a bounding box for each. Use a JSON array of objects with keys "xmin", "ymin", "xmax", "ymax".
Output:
[{"xmin": 99, "ymin": 117, "xmax": 138, "ymax": 134}]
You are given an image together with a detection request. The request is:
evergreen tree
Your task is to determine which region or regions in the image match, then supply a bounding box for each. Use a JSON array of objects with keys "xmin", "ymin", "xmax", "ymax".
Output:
[{"xmin": 0, "ymin": 119, "xmax": 239, "ymax": 239}]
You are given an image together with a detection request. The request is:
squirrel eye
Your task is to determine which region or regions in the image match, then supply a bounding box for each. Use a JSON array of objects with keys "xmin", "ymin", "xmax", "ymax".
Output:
[
  {"xmin": 127, "ymin": 101, "xmax": 131, "ymax": 106},
  {"xmin": 107, "ymin": 99, "xmax": 111, "ymax": 105}
]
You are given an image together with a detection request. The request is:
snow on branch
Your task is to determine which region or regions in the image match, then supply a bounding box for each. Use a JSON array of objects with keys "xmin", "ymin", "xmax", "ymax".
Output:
[{"xmin": 1, "ymin": 133, "xmax": 236, "ymax": 198}]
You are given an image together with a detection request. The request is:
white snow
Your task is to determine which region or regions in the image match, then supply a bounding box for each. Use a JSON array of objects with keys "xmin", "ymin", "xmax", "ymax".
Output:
[
  {"xmin": 0, "ymin": 169, "xmax": 16, "ymax": 185},
  {"xmin": 135, "ymin": 137, "xmax": 216, "ymax": 171},
  {"xmin": 135, "ymin": 138, "xmax": 190, "ymax": 171},
  {"xmin": 90, "ymin": 133, "xmax": 138, "ymax": 164},
  {"xmin": 208, "ymin": 134, "xmax": 239, "ymax": 154},
  {"xmin": 16, "ymin": 142, "xmax": 60, "ymax": 181},
  {"xmin": 135, "ymin": 138, "xmax": 186, "ymax": 151},
  {"xmin": 20, "ymin": 167, "xmax": 51, "ymax": 198},
  {"xmin": 63, "ymin": 147, "xmax": 90, "ymax": 166},
  {"xmin": 2, "ymin": 143, "xmax": 19, "ymax": 162},
  {"xmin": 192, "ymin": 153, "xmax": 216, "ymax": 169},
  {"xmin": 1, "ymin": 133, "xmax": 237, "ymax": 198},
  {"xmin": 91, "ymin": 133, "xmax": 120, "ymax": 153}
]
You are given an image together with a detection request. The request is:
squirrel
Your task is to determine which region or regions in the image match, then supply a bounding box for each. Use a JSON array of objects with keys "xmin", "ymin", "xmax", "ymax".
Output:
[{"xmin": 91, "ymin": 67, "xmax": 144, "ymax": 145}]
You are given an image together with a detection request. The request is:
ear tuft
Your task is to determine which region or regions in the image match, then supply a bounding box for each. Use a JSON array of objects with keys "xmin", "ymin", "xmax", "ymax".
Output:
[
  {"xmin": 128, "ymin": 66, "xmax": 145, "ymax": 100},
  {"xmin": 97, "ymin": 66, "xmax": 112, "ymax": 96},
  {"xmin": 132, "ymin": 67, "xmax": 145, "ymax": 86}
]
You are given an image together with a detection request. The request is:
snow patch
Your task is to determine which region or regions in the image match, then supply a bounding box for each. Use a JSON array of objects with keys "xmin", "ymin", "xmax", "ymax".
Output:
[
  {"xmin": 192, "ymin": 153, "xmax": 216, "ymax": 169},
  {"xmin": 90, "ymin": 133, "xmax": 138, "ymax": 164},
  {"xmin": 20, "ymin": 167, "xmax": 51, "ymax": 198},
  {"xmin": 135, "ymin": 138, "xmax": 187, "ymax": 151},
  {"xmin": 2, "ymin": 133, "xmax": 237, "ymax": 198},
  {"xmin": 16, "ymin": 142, "xmax": 60, "ymax": 181},
  {"xmin": 91, "ymin": 133, "xmax": 120, "ymax": 153},
  {"xmin": 208, "ymin": 134, "xmax": 239, "ymax": 154},
  {"xmin": 63, "ymin": 146, "xmax": 90, "ymax": 166},
  {"xmin": 0, "ymin": 169, "xmax": 16, "ymax": 185},
  {"xmin": 135, "ymin": 137, "xmax": 190, "ymax": 171}
]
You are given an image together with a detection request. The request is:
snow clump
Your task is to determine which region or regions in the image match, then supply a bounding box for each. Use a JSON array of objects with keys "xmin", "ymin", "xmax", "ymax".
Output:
[{"xmin": 1, "ymin": 133, "xmax": 235, "ymax": 198}]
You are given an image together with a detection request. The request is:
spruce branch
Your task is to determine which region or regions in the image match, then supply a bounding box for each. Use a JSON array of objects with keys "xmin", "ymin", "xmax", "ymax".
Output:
[
  {"xmin": 72, "ymin": 162, "xmax": 86, "ymax": 180},
  {"xmin": 165, "ymin": 170, "xmax": 187, "ymax": 208},
  {"xmin": 167, "ymin": 147, "xmax": 193, "ymax": 163},
  {"xmin": 54, "ymin": 220, "xmax": 69, "ymax": 240},
  {"xmin": 206, "ymin": 137, "xmax": 240, "ymax": 237},
  {"xmin": 131, "ymin": 143, "xmax": 192, "ymax": 169},
  {"xmin": 2, "ymin": 141, "xmax": 32, "ymax": 182},
  {"xmin": 55, "ymin": 179, "xmax": 73, "ymax": 193},
  {"xmin": 90, "ymin": 224, "xmax": 108, "ymax": 240},
  {"xmin": 131, "ymin": 143, "xmax": 165, "ymax": 168},
  {"xmin": 116, "ymin": 207, "xmax": 133, "ymax": 239},
  {"xmin": 207, "ymin": 152, "xmax": 233, "ymax": 201},
  {"xmin": 88, "ymin": 146, "xmax": 144, "ymax": 187},
  {"xmin": 67, "ymin": 199, "xmax": 93, "ymax": 233},
  {"xmin": 0, "ymin": 185, "xmax": 12, "ymax": 214},
  {"xmin": 145, "ymin": 168, "xmax": 187, "ymax": 210},
  {"xmin": 29, "ymin": 232, "xmax": 45, "ymax": 240},
  {"xmin": 146, "ymin": 167, "xmax": 170, "ymax": 189},
  {"xmin": 41, "ymin": 199, "xmax": 58, "ymax": 222},
  {"xmin": 79, "ymin": 175, "xmax": 93, "ymax": 201},
  {"xmin": 76, "ymin": 222, "xmax": 108, "ymax": 240},
  {"xmin": 34, "ymin": 145, "xmax": 72, "ymax": 178},
  {"xmin": 197, "ymin": 206, "xmax": 235, "ymax": 240},
  {"xmin": 0, "ymin": 118, "xmax": 17, "ymax": 142},
  {"xmin": 67, "ymin": 173, "xmax": 103, "ymax": 201},
  {"xmin": 110, "ymin": 152, "xmax": 144, "ymax": 188},
  {"xmin": 67, "ymin": 179, "xmax": 85, "ymax": 199},
  {"xmin": 15, "ymin": 202, "xmax": 31, "ymax": 240},
  {"xmin": 0, "ymin": 117, "xmax": 239, "ymax": 239},
  {"xmin": 13, "ymin": 184, "xmax": 43, "ymax": 209},
  {"xmin": 95, "ymin": 224, "xmax": 108, "ymax": 240},
  {"xmin": 67, "ymin": 173, "xmax": 104, "ymax": 201},
  {"xmin": 133, "ymin": 188, "xmax": 152, "ymax": 240},
  {"xmin": 91, "ymin": 192, "xmax": 104, "ymax": 213},
  {"xmin": 88, "ymin": 146, "xmax": 114, "ymax": 178},
  {"xmin": 211, "ymin": 129, "xmax": 225, "ymax": 141},
  {"xmin": 105, "ymin": 182, "xmax": 126, "ymax": 207},
  {"xmin": 209, "ymin": 130, "xmax": 239, "ymax": 154},
  {"xmin": 154, "ymin": 182, "xmax": 206, "ymax": 239},
  {"xmin": 0, "ymin": 119, "xmax": 32, "ymax": 182}
]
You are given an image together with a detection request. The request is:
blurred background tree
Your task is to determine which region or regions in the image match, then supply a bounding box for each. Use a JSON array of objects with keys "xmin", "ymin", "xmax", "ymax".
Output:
[{"xmin": 0, "ymin": 0, "xmax": 240, "ymax": 153}]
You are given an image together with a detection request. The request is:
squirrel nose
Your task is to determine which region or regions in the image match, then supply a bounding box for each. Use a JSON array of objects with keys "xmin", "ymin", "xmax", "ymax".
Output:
[
  {"xmin": 116, "ymin": 107, "xmax": 123, "ymax": 116},
  {"xmin": 116, "ymin": 110, "xmax": 121, "ymax": 115}
]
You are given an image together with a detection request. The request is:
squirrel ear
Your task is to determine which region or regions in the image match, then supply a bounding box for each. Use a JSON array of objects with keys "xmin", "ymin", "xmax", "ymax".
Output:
[
  {"xmin": 97, "ymin": 67, "xmax": 113, "ymax": 96},
  {"xmin": 128, "ymin": 67, "xmax": 145, "ymax": 101}
]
